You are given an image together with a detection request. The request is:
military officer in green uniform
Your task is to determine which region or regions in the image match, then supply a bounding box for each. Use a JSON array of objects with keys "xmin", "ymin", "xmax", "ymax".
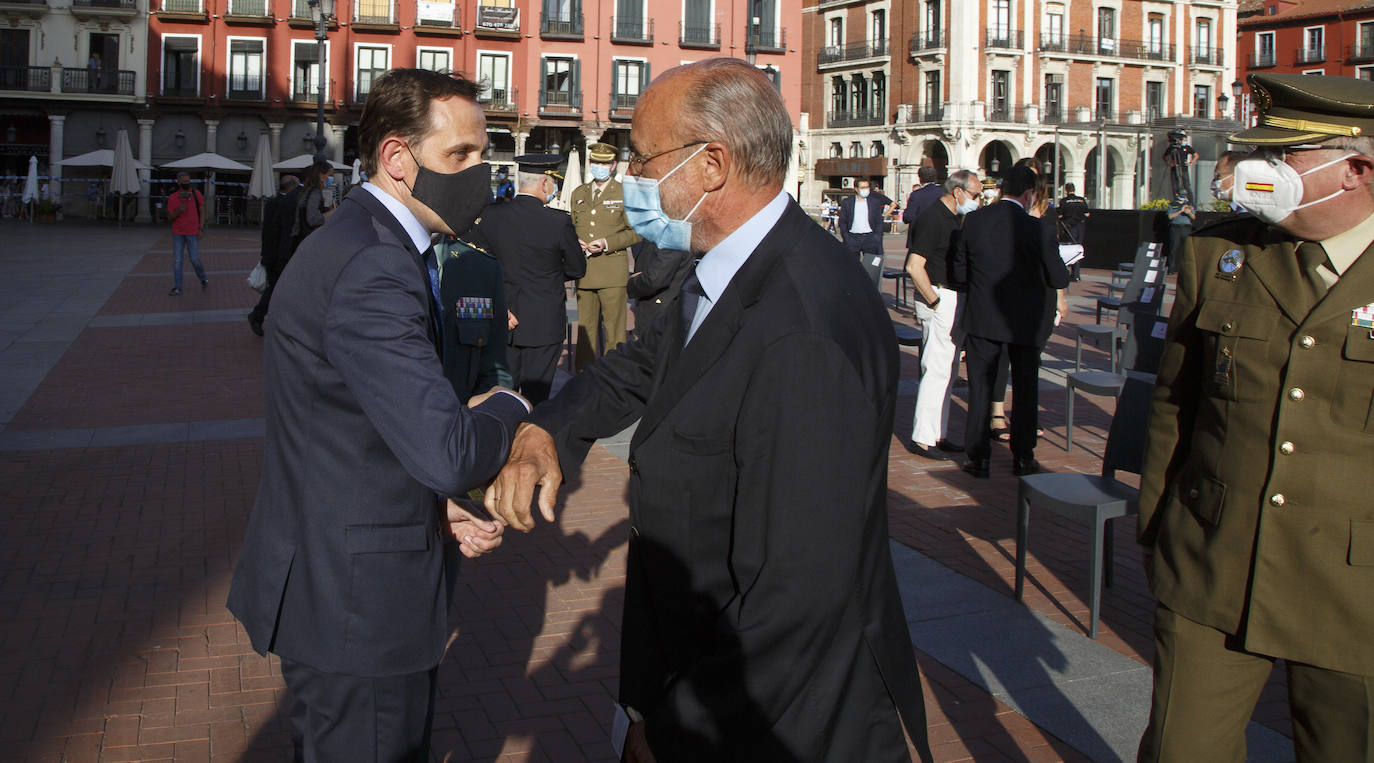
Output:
[
  {"xmin": 570, "ymin": 141, "xmax": 641, "ymax": 371},
  {"xmin": 436, "ymin": 235, "xmax": 512, "ymax": 403},
  {"xmin": 1138, "ymin": 73, "xmax": 1374, "ymax": 762}
]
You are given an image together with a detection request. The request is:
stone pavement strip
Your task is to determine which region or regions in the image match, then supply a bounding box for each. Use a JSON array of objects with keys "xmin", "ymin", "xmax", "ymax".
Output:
[{"xmin": 0, "ymin": 224, "xmax": 1295, "ymax": 762}]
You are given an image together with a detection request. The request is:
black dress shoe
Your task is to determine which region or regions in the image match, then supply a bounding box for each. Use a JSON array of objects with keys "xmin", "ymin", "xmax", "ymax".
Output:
[
  {"xmin": 909, "ymin": 443, "xmax": 952, "ymax": 461},
  {"xmin": 248, "ymin": 315, "xmax": 264, "ymax": 337},
  {"xmin": 962, "ymin": 458, "xmax": 990, "ymax": 478},
  {"xmin": 1012, "ymin": 457, "xmax": 1042, "ymax": 476},
  {"xmin": 936, "ymin": 438, "xmax": 965, "ymax": 453}
]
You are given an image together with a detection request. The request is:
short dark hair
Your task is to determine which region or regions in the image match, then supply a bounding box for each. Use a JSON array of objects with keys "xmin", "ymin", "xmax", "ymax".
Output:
[
  {"xmin": 1002, "ymin": 165, "xmax": 1038, "ymax": 197},
  {"xmin": 1064, "ymin": 182, "xmax": 1076, "ymax": 194},
  {"xmin": 855, "ymin": 177, "xmax": 871, "ymax": 187},
  {"xmin": 917, "ymin": 165, "xmax": 936, "ymax": 184},
  {"xmin": 358, "ymin": 68, "xmax": 482, "ymax": 177}
]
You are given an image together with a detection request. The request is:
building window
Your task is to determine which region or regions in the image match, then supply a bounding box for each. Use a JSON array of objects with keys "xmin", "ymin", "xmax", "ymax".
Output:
[
  {"xmin": 228, "ymin": 0, "xmax": 269, "ymax": 15},
  {"xmin": 355, "ymin": 0, "xmax": 393, "ymax": 24},
  {"xmin": 850, "ymin": 72, "xmax": 868, "ymax": 112},
  {"xmin": 355, "ymin": 45, "xmax": 388, "ymax": 103},
  {"xmin": 478, "ymin": 52, "xmax": 511, "ymax": 106},
  {"xmin": 924, "ymin": 70, "xmax": 941, "ymax": 120},
  {"xmin": 612, "ymin": 59, "xmax": 648, "ymax": 109},
  {"xmin": 1045, "ymin": 4, "xmax": 1064, "ymax": 47},
  {"xmin": 990, "ymin": 0, "xmax": 1011, "ymax": 41},
  {"xmin": 990, "ymin": 70, "xmax": 1010, "ymax": 120},
  {"xmin": 1193, "ymin": 84, "xmax": 1211, "ymax": 117},
  {"xmin": 541, "ymin": 55, "xmax": 579, "ymax": 110},
  {"xmin": 162, "ymin": 35, "xmax": 200, "ymax": 97},
  {"xmin": 0, "ymin": 29, "xmax": 32, "ymax": 91},
  {"xmin": 1147, "ymin": 14, "xmax": 1164, "ymax": 58},
  {"xmin": 1360, "ymin": 21, "xmax": 1374, "ymax": 58},
  {"xmin": 871, "ymin": 71, "xmax": 885, "ymax": 116},
  {"xmin": 683, "ymin": 0, "xmax": 711, "ymax": 44},
  {"xmin": 1044, "ymin": 74, "xmax": 1062, "ymax": 121},
  {"xmin": 829, "ymin": 142, "xmax": 842, "ymax": 159},
  {"xmin": 1097, "ymin": 7, "xmax": 1116, "ymax": 54},
  {"xmin": 417, "ymin": 48, "xmax": 451, "ymax": 72},
  {"xmin": 615, "ymin": 0, "xmax": 647, "ymax": 39},
  {"xmin": 1256, "ymin": 31, "xmax": 1275, "ymax": 66},
  {"xmin": 870, "ymin": 141, "xmax": 884, "ymax": 158},
  {"xmin": 829, "ymin": 17, "xmax": 842, "ymax": 48},
  {"xmin": 871, "ymin": 9, "xmax": 885, "ymax": 43},
  {"xmin": 227, "ymin": 38, "xmax": 265, "ymax": 99},
  {"xmin": 849, "ymin": 141, "xmax": 862, "ymax": 158},
  {"xmin": 1358, "ymin": 66, "xmax": 1374, "ymax": 81},
  {"xmin": 923, "ymin": 0, "xmax": 940, "ymax": 42},
  {"xmin": 1095, "ymin": 76, "xmax": 1114, "ymax": 120},
  {"xmin": 292, "ymin": 40, "xmax": 328, "ymax": 102},
  {"xmin": 831, "ymin": 76, "xmax": 846, "ymax": 114},
  {"xmin": 1194, "ymin": 18, "xmax": 1212, "ymax": 63},
  {"xmin": 1303, "ymin": 26, "xmax": 1324, "ymax": 63},
  {"xmin": 1146, "ymin": 81, "xmax": 1164, "ymax": 120}
]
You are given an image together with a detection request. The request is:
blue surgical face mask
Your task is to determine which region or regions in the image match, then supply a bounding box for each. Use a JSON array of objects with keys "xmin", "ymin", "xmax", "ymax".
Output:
[
  {"xmin": 589, "ymin": 163, "xmax": 612, "ymax": 182},
  {"xmin": 620, "ymin": 143, "xmax": 709, "ymax": 252}
]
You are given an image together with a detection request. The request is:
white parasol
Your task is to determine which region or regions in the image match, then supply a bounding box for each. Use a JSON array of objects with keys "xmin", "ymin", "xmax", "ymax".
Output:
[
  {"xmin": 554, "ymin": 146, "xmax": 583, "ymax": 211},
  {"xmin": 22, "ymin": 155, "xmax": 39, "ymax": 221},
  {"xmin": 110, "ymin": 130, "xmax": 142, "ymax": 226},
  {"xmin": 247, "ymin": 136, "xmax": 276, "ymax": 199},
  {"xmin": 273, "ymin": 153, "xmax": 351, "ymax": 171}
]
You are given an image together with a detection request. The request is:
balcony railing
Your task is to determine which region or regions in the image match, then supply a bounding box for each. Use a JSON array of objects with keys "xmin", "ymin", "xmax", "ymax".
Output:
[
  {"xmin": 611, "ymin": 92, "xmax": 639, "ymax": 111},
  {"xmin": 917, "ymin": 105, "xmax": 944, "ymax": 122},
  {"xmin": 988, "ymin": 106, "xmax": 1026, "ymax": 123},
  {"xmin": 1189, "ymin": 45, "xmax": 1221, "ymax": 65},
  {"xmin": 1042, "ymin": 106, "xmax": 1065, "ymax": 124},
  {"xmin": 1094, "ymin": 107, "xmax": 1114, "ymax": 122},
  {"xmin": 1296, "ymin": 46, "xmax": 1325, "ymax": 65},
  {"xmin": 62, "ymin": 68, "xmax": 135, "ymax": 95},
  {"xmin": 228, "ymin": 86, "xmax": 262, "ymax": 100},
  {"xmin": 1249, "ymin": 51, "xmax": 1276, "ymax": 68},
  {"xmin": 1039, "ymin": 33, "xmax": 1174, "ymax": 61},
  {"xmin": 747, "ymin": 25, "xmax": 785, "ymax": 54},
  {"xmin": 1348, "ymin": 42, "xmax": 1374, "ymax": 63},
  {"xmin": 909, "ymin": 29, "xmax": 944, "ymax": 54},
  {"xmin": 817, "ymin": 39, "xmax": 888, "ymax": 65},
  {"xmin": 611, "ymin": 16, "xmax": 652, "ymax": 43},
  {"xmin": 827, "ymin": 106, "xmax": 885, "ymax": 128},
  {"xmin": 162, "ymin": 84, "xmax": 198, "ymax": 97},
  {"xmin": 541, "ymin": 12, "xmax": 583, "ymax": 37},
  {"xmin": 539, "ymin": 88, "xmax": 581, "ymax": 114},
  {"xmin": 161, "ymin": 0, "xmax": 200, "ymax": 11},
  {"xmin": 680, "ymin": 21, "xmax": 720, "ymax": 48},
  {"xmin": 985, "ymin": 29, "xmax": 1023, "ymax": 50},
  {"xmin": 292, "ymin": 82, "xmax": 320, "ymax": 102},
  {"xmin": 482, "ymin": 86, "xmax": 516, "ymax": 112},
  {"xmin": 74, "ymin": 0, "xmax": 137, "ymax": 8},
  {"xmin": 0, "ymin": 65, "xmax": 51, "ymax": 91}
]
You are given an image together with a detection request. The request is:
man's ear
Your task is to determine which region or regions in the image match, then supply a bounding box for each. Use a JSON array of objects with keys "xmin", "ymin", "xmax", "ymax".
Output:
[
  {"xmin": 699, "ymin": 142, "xmax": 729, "ymax": 193},
  {"xmin": 378, "ymin": 136, "xmax": 411, "ymax": 182},
  {"xmin": 1342, "ymin": 153, "xmax": 1374, "ymax": 191}
]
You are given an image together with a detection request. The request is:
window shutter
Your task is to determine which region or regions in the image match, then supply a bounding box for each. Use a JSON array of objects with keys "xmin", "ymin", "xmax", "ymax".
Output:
[
  {"xmin": 611, "ymin": 59, "xmax": 620, "ymax": 98},
  {"xmin": 572, "ymin": 59, "xmax": 581, "ymax": 110},
  {"xmin": 643, "ymin": 61, "xmax": 650, "ymax": 91},
  {"xmin": 539, "ymin": 59, "xmax": 548, "ymax": 107}
]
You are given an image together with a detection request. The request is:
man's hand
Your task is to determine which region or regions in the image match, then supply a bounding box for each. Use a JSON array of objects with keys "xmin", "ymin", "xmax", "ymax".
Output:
[
  {"xmin": 468, "ymin": 386, "xmax": 529, "ymax": 410},
  {"xmin": 586, "ymin": 238, "xmax": 608, "ymax": 254},
  {"xmin": 484, "ymin": 422, "xmax": 561, "ymax": 532},
  {"xmin": 623, "ymin": 721, "xmax": 656, "ymax": 763},
  {"xmin": 507, "ymin": 310, "xmax": 519, "ymax": 330},
  {"xmin": 445, "ymin": 498, "xmax": 504, "ymax": 558}
]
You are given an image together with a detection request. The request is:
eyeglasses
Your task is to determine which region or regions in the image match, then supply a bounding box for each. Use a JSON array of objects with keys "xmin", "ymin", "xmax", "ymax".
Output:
[
  {"xmin": 626, "ymin": 140, "xmax": 707, "ymax": 175},
  {"xmin": 1249, "ymin": 145, "xmax": 1330, "ymax": 165}
]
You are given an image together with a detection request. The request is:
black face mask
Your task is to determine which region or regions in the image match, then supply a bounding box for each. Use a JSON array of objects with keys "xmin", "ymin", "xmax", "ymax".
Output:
[
  {"xmin": 178, "ymin": 182, "xmax": 190, "ymax": 189},
  {"xmin": 406, "ymin": 147, "xmax": 491, "ymax": 237}
]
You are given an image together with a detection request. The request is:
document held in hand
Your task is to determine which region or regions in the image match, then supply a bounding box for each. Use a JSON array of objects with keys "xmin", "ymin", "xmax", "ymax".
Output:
[{"xmin": 1058, "ymin": 243, "xmax": 1085, "ymax": 266}]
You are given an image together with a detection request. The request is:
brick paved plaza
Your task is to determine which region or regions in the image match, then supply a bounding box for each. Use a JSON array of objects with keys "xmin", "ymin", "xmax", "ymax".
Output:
[{"xmin": 0, "ymin": 223, "xmax": 1294, "ymax": 761}]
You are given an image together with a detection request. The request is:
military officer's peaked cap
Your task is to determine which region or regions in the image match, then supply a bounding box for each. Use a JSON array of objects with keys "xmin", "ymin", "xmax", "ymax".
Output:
[
  {"xmin": 1232, "ymin": 73, "xmax": 1374, "ymax": 146},
  {"xmin": 514, "ymin": 153, "xmax": 564, "ymax": 181},
  {"xmin": 587, "ymin": 142, "xmax": 619, "ymax": 163}
]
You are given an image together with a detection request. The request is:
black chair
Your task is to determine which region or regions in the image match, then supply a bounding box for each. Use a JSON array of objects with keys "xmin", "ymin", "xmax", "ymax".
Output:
[
  {"xmin": 1065, "ymin": 304, "xmax": 1167, "ymax": 452},
  {"xmin": 1015, "ymin": 373, "xmax": 1154, "ymax": 638},
  {"xmin": 1097, "ymin": 241, "xmax": 1163, "ymax": 323}
]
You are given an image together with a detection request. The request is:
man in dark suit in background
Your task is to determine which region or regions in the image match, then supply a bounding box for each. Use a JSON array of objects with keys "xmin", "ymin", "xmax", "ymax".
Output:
[
  {"xmin": 226, "ymin": 69, "xmax": 530, "ymax": 761},
  {"xmin": 248, "ymin": 174, "xmax": 301, "ymax": 336},
  {"xmin": 902, "ymin": 164, "xmax": 944, "ymax": 252},
  {"xmin": 469, "ymin": 154, "xmax": 586, "ymax": 404},
  {"xmin": 626, "ymin": 239, "xmax": 693, "ymax": 336},
  {"xmin": 838, "ymin": 177, "xmax": 894, "ymax": 283},
  {"xmin": 952, "ymin": 165, "xmax": 1070, "ymax": 478},
  {"xmin": 482, "ymin": 57, "xmax": 933, "ymax": 763},
  {"xmin": 436, "ymin": 235, "xmax": 512, "ymax": 403}
]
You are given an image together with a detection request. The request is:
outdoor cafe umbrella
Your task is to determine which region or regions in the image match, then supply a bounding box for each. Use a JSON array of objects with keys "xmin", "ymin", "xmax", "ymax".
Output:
[
  {"xmin": 110, "ymin": 129, "xmax": 141, "ymax": 227},
  {"xmin": 60, "ymin": 148, "xmax": 149, "ymax": 170},
  {"xmin": 247, "ymin": 138, "xmax": 275, "ymax": 199},
  {"xmin": 553, "ymin": 146, "xmax": 582, "ymax": 211},
  {"xmin": 21, "ymin": 155, "xmax": 39, "ymax": 222},
  {"xmin": 162, "ymin": 152, "xmax": 253, "ymax": 225},
  {"xmin": 350, "ymin": 157, "xmax": 362, "ymax": 186},
  {"xmin": 272, "ymin": 153, "xmax": 351, "ymax": 171}
]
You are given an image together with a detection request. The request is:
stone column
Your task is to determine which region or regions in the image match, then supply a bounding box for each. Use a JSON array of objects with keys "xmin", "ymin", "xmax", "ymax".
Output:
[
  {"xmin": 267, "ymin": 122, "xmax": 284, "ymax": 162},
  {"xmin": 331, "ymin": 124, "xmax": 344, "ymax": 165},
  {"xmin": 203, "ymin": 119, "xmax": 219, "ymax": 214},
  {"xmin": 204, "ymin": 119, "xmax": 219, "ymax": 154},
  {"xmin": 514, "ymin": 131, "xmax": 528, "ymax": 156},
  {"xmin": 47, "ymin": 114, "xmax": 64, "ymax": 203},
  {"xmin": 137, "ymin": 118, "xmax": 154, "ymax": 222}
]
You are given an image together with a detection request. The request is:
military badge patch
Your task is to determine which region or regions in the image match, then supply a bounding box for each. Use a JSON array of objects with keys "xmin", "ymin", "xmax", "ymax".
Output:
[
  {"xmin": 1354, "ymin": 301, "xmax": 1374, "ymax": 330},
  {"xmin": 455, "ymin": 296, "xmax": 493, "ymax": 320},
  {"xmin": 1216, "ymin": 249, "xmax": 1244, "ymax": 281}
]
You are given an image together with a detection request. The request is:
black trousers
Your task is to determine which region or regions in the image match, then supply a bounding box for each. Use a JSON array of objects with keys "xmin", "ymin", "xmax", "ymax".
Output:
[
  {"xmin": 964, "ymin": 335, "xmax": 1042, "ymax": 462},
  {"xmin": 508, "ymin": 342, "xmax": 561, "ymax": 405},
  {"xmin": 249, "ymin": 266, "xmax": 284, "ymax": 323},
  {"xmin": 280, "ymin": 658, "xmax": 437, "ymax": 763}
]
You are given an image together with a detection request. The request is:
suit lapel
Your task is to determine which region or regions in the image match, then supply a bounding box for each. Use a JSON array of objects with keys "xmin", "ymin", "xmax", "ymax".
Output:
[
  {"xmin": 1307, "ymin": 238, "xmax": 1374, "ymax": 328},
  {"xmin": 1243, "ymin": 237, "xmax": 1312, "ymax": 326},
  {"xmin": 631, "ymin": 200, "xmax": 804, "ymax": 447},
  {"xmin": 347, "ymin": 190, "xmax": 439, "ymax": 344}
]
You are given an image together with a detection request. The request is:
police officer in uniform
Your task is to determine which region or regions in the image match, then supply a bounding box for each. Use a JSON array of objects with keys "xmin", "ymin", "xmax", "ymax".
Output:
[
  {"xmin": 469, "ymin": 154, "xmax": 585, "ymax": 404},
  {"xmin": 570, "ymin": 142, "xmax": 641, "ymax": 371},
  {"xmin": 1138, "ymin": 72, "xmax": 1374, "ymax": 762},
  {"xmin": 436, "ymin": 234, "xmax": 512, "ymax": 403}
]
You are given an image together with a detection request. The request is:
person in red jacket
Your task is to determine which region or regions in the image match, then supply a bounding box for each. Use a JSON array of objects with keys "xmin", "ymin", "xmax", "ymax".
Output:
[{"xmin": 166, "ymin": 171, "xmax": 209, "ymax": 296}]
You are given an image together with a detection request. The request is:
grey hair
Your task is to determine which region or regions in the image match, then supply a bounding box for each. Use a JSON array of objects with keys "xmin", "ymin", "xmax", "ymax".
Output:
[
  {"xmin": 517, "ymin": 171, "xmax": 550, "ymax": 192},
  {"xmin": 944, "ymin": 170, "xmax": 975, "ymax": 194},
  {"xmin": 670, "ymin": 57, "xmax": 793, "ymax": 187},
  {"xmin": 1322, "ymin": 136, "xmax": 1374, "ymax": 158}
]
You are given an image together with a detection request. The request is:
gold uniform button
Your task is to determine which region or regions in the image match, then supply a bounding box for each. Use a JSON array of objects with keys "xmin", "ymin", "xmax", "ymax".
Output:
[
  {"xmin": 1288, "ymin": 388, "xmax": 1305, "ymax": 401},
  {"xmin": 1299, "ymin": 335, "xmax": 1315, "ymax": 349},
  {"xmin": 1222, "ymin": 321, "xmax": 1234, "ymax": 333},
  {"xmin": 1279, "ymin": 441, "xmax": 1294, "ymax": 455},
  {"xmin": 1270, "ymin": 493, "xmax": 1286, "ymax": 507}
]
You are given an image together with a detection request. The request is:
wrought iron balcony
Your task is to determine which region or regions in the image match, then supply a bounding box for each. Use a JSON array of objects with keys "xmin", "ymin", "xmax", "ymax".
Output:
[
  {"xmin": 1348, "ymin": 42, "xmax": 1374, "ymax": 63},
  {"xmin": 63, "ymin": 68, "xmax": 135, "ymax": 95},
  {"xmin": 817, "ymin": 39, "xmax": 888, "ymax": 66},
  {"xmin": 74, "ymin": 0, "xmax": 137, "ymax": 8},
  {"xmin": 0, "ymin": 65, "xmax": 51, "ymax": 92},
  {"xmin": 611, "ymin": 92, "xmax": 639, "ymax": 111},
  {"xmin": 1189, "ymin": 46, "xmax": 1221, "ymax": 65},
  {"xmin": 611, "ymin": 16, "xmax": 652, "ymax": 44},
  {"xmin": 746, "ymin": 25, "xmax": 785, "ymax": 54},
  {"xmin": 539, "ymin": 88, "xmax": 582, "ymax": 114},
  {"xmin": 827, "ymin": 106, "xmax": 885, "ymax": 129},
  {"xmin": 1296, "ymin": 46, "xmax": 1325, "ymax": 65},
  {"xmin": 225, "ymin": 0, "xmax": 268, "ymax": 14},
  {"xmin": 1249, "ymin": 51, "xmax": 1276, "ymax": 68},
  {"xmin": 1040, "ymin": 33, "xmax": 1174, "ymax": 62},
  {"xmin": 680, "ymin": 21, "xmax": 720, "ymax": 48},
  {"xmin": 161, "ymin": 0, "xmax": 200, "ymax": 11},
  {"xmin": 541, "ymin": 12, "xmax": 583, "ymax": 38},
  {"xmin": 985, "ymin": 29, "xmax": 1023, "ymax": 50},
  {"xmin": 909, "ymin": 29, "xmax": 944, "ymax": 55}
]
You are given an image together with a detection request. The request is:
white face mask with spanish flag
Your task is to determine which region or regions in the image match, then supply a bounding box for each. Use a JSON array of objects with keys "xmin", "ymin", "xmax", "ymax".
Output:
[{"xmin": 1232, "ymin": 149, "xmax": 1355, "ymax": 225}]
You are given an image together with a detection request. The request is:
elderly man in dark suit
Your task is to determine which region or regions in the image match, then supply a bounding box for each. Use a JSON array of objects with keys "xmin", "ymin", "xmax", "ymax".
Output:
[
  {"xmin": 482, "ymin": 57, "xmax": 933, "ymax": 763},
  {"xmin": 952, "ymin": 164, "xmax": 1070, "ymax": 478},
  {"xmin": 225, "ymin": 69, "xmax": 530, "ymax": 761},
  {"xmin": 248, "ymin": 174, "xmax": 300, "ymax": 336},
  {"xmin": 470, "ymin": 154, "xmax": 585, "ymax": 404}
]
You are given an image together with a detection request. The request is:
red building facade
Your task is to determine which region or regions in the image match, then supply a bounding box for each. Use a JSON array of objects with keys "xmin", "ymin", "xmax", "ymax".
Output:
[{"xmin": 1236, "ymin": 0, "xmax": 1374, "ymax": 122}]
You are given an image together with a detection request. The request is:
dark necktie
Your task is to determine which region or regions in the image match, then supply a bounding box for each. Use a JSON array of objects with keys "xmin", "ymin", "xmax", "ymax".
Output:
[
  {"xmin": 680, "ymin": 264, "xmax": 704, "ymax": 345},
  {"xmin": 1296, "ymin": 241, "xmax": 1329, "ymax": 309},
  {"xmin": 423, "ymin": 245, "xmax": 443, "ymax": 352}
]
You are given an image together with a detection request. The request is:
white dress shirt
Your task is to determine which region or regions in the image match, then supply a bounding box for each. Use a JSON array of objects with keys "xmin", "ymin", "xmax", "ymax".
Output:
[{"xmin": 685, "ymin": 189, "xmax": 790, "ymax": 344}]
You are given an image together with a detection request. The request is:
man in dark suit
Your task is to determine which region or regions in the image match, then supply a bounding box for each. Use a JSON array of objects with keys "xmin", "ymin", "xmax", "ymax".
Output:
[
  {"xmin": 436, "ymin": 235, "xmax": 512, "ymax": 403},
  {"xmin": 626, "ymin": 239, "xmax": 693, "ymax": 336},
  {"xmin": 248, "ymin": 174, "xmax": 301, "ymax": 336},
  {"xmin": 838, "ymin": 178, "xmax": 894, "ymax": 282},
  {"xmin": 482, "ymin": 57, "xmax": 932, "ymax": 763},
  {"xmin": 952, "ymin": 165, "xmax": 1070, "ymax": 478},
  {"xmin": 469, "ymin": 154, "xmax": 586, "ymax": 404},
  {"xmin": 902, "ymin": 164, "xmax": 944, "ymax": 254},
  {"xmin": 225, "ymin": 69, "xmax": 530, "ymax": 762}
]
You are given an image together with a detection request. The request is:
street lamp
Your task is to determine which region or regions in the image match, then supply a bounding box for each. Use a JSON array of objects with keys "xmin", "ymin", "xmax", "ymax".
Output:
[
  {"xmin": 1232, "ymin": 79, "xmax": 1244, "ymax": 122},
  {"xmin": 236, "ymin": 131, "xmax": 248, "ymax": 151},
  {"xmin": 1217, "ymin": 93, "xmax": 1230, "ymax": 121},
  {"xmin": 96, "ymin": 127, "xmax": 107, "ymax": 147},
  {"xmin": 174, "ymin": 128, "xmax": 185, "ymax": 148},
  {"xmin": 308, "ymin": 0, "xmax": 335, "ymax": 164}
]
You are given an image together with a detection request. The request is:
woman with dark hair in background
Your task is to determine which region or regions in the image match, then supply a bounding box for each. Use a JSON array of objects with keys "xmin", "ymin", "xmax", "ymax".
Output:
[{"xmin": 291, "ymin": 160, "xmax": 335, "ymax": 251}]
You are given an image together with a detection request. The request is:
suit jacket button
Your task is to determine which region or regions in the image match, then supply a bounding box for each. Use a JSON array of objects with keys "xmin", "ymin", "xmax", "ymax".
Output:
[
  {"xmin": 1222, "ymin": 321, "xmax": 1234, "ymax": 333},
  {"xmin": 1187, "ymin": 488, "xmax": 1200, "ymax": 500},
  {"xmin": 1269, "ymin": 493, "xmax": 1286, "ymax": 507},
  {"xmin": 1288, "ymin": 388, "xmax": 1305, "ymax": 401},
  {"xmin": 1299, "ymin": 335, "xmax": 1315, "ymax": 349},
  {"xmin": 1279, "ymin": 441, "xmax": 1295, "ymax": 455}
]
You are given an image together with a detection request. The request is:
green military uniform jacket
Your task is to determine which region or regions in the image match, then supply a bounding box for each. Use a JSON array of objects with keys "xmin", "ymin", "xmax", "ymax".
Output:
[
  {"xmin": 436, "ymin": 237, "xmax": 512, "ymax": 404},
  {"xmin": 569, "ymin": 178, "xmax": 641, "ymax": 290},
  {"xmin": 1139, "ymin": 215, "xmax": 1374, "ymax": 676}
]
